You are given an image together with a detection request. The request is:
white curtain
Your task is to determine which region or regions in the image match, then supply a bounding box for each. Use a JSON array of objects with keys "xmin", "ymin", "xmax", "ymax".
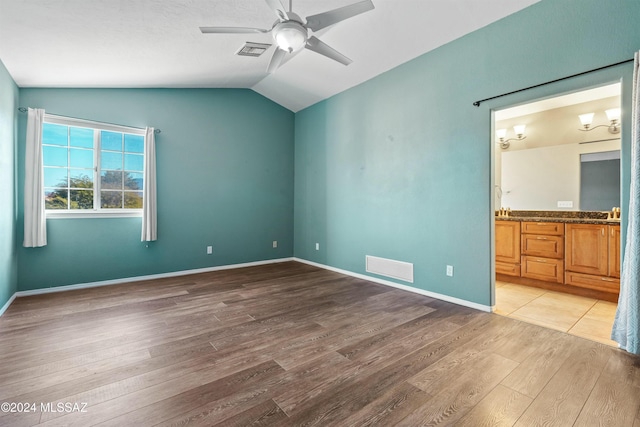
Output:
[
  {"xmin": 612, "ymin": 51, "xmax": 640, "ymax": 355},
  {"xmin": 23, "ymin": 108, "xmax": 47, "ymax": 247},
  {"xmin": 141, "ymin": 127, "xmax": 157, "ymax": 241}
]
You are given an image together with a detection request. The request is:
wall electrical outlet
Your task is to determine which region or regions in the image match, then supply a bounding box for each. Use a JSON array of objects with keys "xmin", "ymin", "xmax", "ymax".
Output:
[
  {"xmin": 446, "ymin": 265, "xmax": 454, "ymax": 277},
  {"xmin": 315, "ymin": 243, "xmax": 320, "ymax": 251},
  {"xmin": 557, "ymin": 201, "xmax": 573, "ymax": 208},
  {"xmin": 273, "ymin": 240, "xmax": 277, "ymax": 248},
  {"xmin": 207, "ymin": 246, "xmax": 213, "ymax": 254}
]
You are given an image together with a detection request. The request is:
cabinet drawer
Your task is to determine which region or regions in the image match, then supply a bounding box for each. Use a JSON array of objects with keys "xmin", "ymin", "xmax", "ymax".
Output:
[
  {"xmin": 522, "ymin": 222, "xmax": 564, "ymax": 236},
  {"xmin": 496, "ymin": 261, "xmax": 521, "ymax": 277},
  {"xmin": 521, "ymin": 256, "xmax": 563, "ymax": 283},
  {"xmin": 565, "ymin": 271, "xmax": 620, "ymax": 293},
  {"xmin": 521, "ymin": 234, "xmax": 564, "ymax": 259}
]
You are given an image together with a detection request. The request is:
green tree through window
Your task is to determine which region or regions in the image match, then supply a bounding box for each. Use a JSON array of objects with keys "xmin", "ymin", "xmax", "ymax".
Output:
[
  {"xmin": 42, "ymin": 119, "xmax": 145, "ymax": 213},
  {"xmin": 45, "ymin": 172, "xmax": 142, "ymax": 210}
]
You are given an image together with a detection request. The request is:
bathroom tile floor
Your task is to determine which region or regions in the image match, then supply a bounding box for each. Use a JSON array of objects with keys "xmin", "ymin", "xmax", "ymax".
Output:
[{"xmin": 495, "ymin": 281, "xmax": 619, "ymax": 347}]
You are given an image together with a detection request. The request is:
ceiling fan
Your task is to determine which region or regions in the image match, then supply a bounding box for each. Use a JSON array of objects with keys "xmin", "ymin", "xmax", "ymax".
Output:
[{"xmin": 200, "ymin": 0, "xmax": 375, "ymax": 73}]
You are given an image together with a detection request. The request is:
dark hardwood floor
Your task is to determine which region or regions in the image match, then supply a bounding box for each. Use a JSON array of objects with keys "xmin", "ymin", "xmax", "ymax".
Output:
[{"xmin": 1, "ymin": 261, "xmax": 639, "ymax": 426}]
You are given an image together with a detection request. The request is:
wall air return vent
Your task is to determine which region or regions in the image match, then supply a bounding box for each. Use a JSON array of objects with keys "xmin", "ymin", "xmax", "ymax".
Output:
[
  {"xmin": 366, "ymin": 255, "xmax": 414, "ymax": 283},
  {"xmin": 236, "ymin": 42, "xmax": 272, "ymax": 57}
]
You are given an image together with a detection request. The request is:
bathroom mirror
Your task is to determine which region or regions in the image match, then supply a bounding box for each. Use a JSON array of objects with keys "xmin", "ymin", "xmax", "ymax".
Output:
[{"xmin": 495, "ymin": 83, "xmax": 621, "ymax": 211}]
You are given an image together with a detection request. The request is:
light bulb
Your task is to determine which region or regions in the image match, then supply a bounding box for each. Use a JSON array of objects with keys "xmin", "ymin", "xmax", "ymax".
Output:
[
  {"xmin": 496, "ymin": 129, "xmax": 507, "ymax": 140},
  {"xmin": 513, "ymin": 125, "xmax": 526, "ymax": 138},
  {"xmin": 605, "ymin": 108, "xmax": 621, "ymax": 122},
  {"xmin": 273, "ymin": 22, "xmax": 307, "ymax": 53},
  {"xmin": 579, "ymin": 113, "xmax": 594, "ymax": 128}
]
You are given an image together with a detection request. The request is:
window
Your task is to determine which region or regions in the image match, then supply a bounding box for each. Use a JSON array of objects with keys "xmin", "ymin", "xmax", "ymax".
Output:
[{"xmin": 42, "ymin": 115, "xmax": 145, "ymax": 216}]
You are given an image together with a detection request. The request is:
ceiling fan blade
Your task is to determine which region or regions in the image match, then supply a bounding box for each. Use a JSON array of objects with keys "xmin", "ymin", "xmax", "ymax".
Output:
[
  {"xmin": 305, "ymin": 0, "xmax": 374, "ymax": 32},
  {"xmin": 267, "ymin": 48, "xmax": 287, "ymax": 73},
  {"xmin": 265, "ymin": 0, "xmax": 290, "ymax": 21},
  {"xmin": 305, "ymin": 36, "xmax": 352, "ymax": 66},
  {"xmin": 200, "ymin": 26, "xmax": 270, "ymax": 34}
]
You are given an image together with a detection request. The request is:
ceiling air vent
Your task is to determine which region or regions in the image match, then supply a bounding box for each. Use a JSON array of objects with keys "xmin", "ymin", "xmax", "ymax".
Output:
[{"xmin": 236, "ymin": 42, "xmax": 272, "ymax": 57}]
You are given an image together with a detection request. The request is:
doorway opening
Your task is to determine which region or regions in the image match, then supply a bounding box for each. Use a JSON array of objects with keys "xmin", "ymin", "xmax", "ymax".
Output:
[{"xmin": 492, "ymin": 83, "xmax": 621, "ymax": 346}]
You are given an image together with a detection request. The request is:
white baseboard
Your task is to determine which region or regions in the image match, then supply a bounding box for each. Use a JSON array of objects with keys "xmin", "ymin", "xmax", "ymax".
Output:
[
  {"xmin": 3, "ymin": 256, "xmax": 491, "ymax": 317},
  {"xmin": 294, "ymin": 257, "xmax": 492, "ymax": 313},
  {"xmin": 14, "ymin": 257, "xmax": 295, "ymax": 298},
  {"xmin": 0, "ymin": 293, "xmax": 17, "ymax": 317}
]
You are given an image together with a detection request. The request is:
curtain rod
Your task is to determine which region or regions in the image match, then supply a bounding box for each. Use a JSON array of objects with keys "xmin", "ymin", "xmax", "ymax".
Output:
[
  {"xmin": 472, "ymin": 58, "xmax": 634, "ymax": 107},
  {"xmin": 17, "ymin": 107, "xmax": 161, "ymax": 134}
]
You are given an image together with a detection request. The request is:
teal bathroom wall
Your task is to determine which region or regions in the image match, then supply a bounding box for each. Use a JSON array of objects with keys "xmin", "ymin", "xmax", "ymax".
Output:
[
  {"xmin": 293, "ymin": 0, "xmax": 640, "ymax": 306},
  {"xmin": 0, "ymin": 60, "xmax": 18, "ymax": 309},
  {"xmin": 17, "ymin": 88, "xmax": 294, "ymax": 291}
]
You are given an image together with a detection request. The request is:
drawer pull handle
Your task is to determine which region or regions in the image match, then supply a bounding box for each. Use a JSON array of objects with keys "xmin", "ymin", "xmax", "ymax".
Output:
[
  {"xmin": 536, "ymin": 259, "xmax": 546, "ymax": 263},
  {"xmin": 601, "ymin": 278, "xmax": 616, "ymax": 282},
  {"xmin": 536, "ymin": 237, "xmax": 547, "ymax": 240},
  {"xmin": 602, "ymin": 228, "xmax": 605, "ymax": 236}
]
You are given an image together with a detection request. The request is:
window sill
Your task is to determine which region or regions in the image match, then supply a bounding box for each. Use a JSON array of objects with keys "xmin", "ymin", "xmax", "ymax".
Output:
[{"xmin": 46, "ymin": 210, "xmax": 143, "ymax": 219}]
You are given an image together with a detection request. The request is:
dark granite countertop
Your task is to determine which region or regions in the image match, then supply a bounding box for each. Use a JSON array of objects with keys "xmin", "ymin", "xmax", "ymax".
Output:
[{"xmin": 495, "ymin": 210, "xmax": 621, "ymax": 225}]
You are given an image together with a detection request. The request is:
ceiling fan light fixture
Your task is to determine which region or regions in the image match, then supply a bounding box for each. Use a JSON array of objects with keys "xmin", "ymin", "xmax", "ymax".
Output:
[{"xmin": 273, "ymin": 22, "xmax": 307, "ymax": 53}]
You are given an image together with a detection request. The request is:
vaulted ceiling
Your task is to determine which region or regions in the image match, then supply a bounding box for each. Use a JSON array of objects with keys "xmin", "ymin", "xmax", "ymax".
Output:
[{"xmin": 0, "ymin": 0, "xmax": 539, "ymax": 111}]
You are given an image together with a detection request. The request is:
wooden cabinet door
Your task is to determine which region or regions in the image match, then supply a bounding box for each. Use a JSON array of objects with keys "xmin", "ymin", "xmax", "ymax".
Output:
[
  {"xmin": 565, "ymin": 223, "xmax": 608, "ymax": 275},
  {"xmin": 496, "ymin": 221, "xmax": 520, "ymax": 264},
  {"xmin": 608, "ymin": 225, "xmax": 621, "ymax": 278}
]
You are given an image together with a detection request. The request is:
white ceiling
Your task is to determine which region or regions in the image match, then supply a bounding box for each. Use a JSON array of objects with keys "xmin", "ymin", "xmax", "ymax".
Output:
[{"xmin": 0, "ymin": 0, "xmax": 539, "ymax": 112}]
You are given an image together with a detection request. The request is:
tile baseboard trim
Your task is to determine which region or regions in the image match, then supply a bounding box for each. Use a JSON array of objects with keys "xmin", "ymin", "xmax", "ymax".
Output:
[
  {"xmin": 13, "ymin": 257, "xmax": 295, "ymax": 300},
  {"xmin": 294, "ymin": 257, "xmax": 491, "ymax": 313}
]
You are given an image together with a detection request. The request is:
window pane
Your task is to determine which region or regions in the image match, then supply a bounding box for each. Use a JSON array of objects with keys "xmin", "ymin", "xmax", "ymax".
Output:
[
  {"xmin": 43, "ymin": 123, "xmax": 68, "ymax": 146},
  {"xmin": 124, "ymin": 154, "xmax": 143, "ymax": 172},
  {"xmin": 43, "ymin": 146, "xmax": 68, "ymax": 167},
  {"xmin": 101, "ymin": 131, "xmax": 123, "ymax": 151},
  {"xmin": 125, "ymin": 172, "xmax": 143, "ymax": 190},
  {"xmin": 70, "ymin": 190, "xmax": 94, "ymax": 209},
  {"xmin": 69, "ymin": 127, "xmax": 93, "ymax": 148},
  {"xmin": 125, "ymin": 134, "xmax": 144, "ymax": 153},
  {"xmin": 101, "ymin": 191, "xmax": 123, "ymax": 208},
  {"xmin": 70, "ymin": 148, "xmax": 93, "ymax": 168},
  {"xmin": 101, "ymin": 151, "xmax": 122, "ymax": 170},
  {"xmin": 45, "ymin": 188, "xmax": 68, "ymax": 209},
  {"xmin": 69, "ymin": 169, "xmax": 93, "ymax": 188},
  {"xmin": 124, "ymin": 192, "xmax": 143, "ymax": 209},
  {"xmin": 44, "ymin": 167, "xmax": 67, "ymax": 188},
  {"xmin": 40, "ymin": 118, "xmax": 147, "ymax": 214},
  {"xmin": 101, "ymin": 170, "xmax": 123, "ymax": 190}
]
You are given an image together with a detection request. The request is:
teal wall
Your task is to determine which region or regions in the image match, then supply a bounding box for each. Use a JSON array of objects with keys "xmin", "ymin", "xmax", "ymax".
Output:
[
  {"xmin": 294, "ymin": 0, "xmax": 640, "ymax": 306},
  {"xmin": 17, "ymin": 89, "xmax": 294, "ymax": 291},
  {"xmin": 0, "ymin": 60, "xmax": 18, "ymax": 309},
  {"xmin": 4, "ymin": 0, "xmax": 640, "ymax": 307}
]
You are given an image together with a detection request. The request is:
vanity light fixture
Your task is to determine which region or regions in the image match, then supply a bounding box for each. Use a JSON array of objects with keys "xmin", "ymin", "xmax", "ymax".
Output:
[
  {"xmin": 578, "ymin": 108, "xmax": 621, "ymax": 134},
  {"xmin": 496, "ymin": 125, "xmax": 527, "ymax": 149}
]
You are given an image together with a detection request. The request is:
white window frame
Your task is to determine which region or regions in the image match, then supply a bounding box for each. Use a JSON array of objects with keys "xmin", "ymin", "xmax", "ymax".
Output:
[{"xmin": 43, "ymin": 114, "xmax": 145, "ymax": 219}]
